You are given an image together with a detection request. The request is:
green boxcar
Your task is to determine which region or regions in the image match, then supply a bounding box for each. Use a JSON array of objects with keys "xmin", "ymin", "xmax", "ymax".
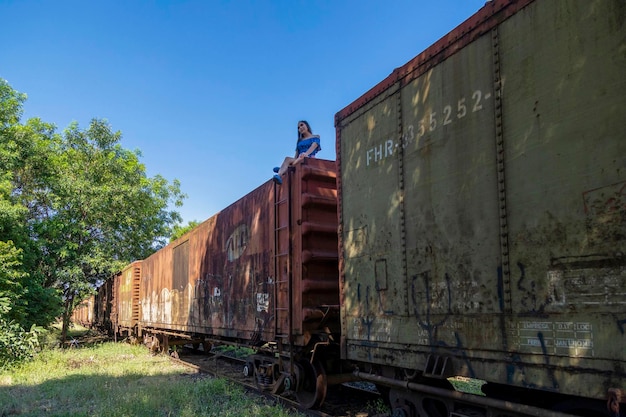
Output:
[{"xmin": 336, "ymin": 0, "xmax": 625, "ymax": 413}]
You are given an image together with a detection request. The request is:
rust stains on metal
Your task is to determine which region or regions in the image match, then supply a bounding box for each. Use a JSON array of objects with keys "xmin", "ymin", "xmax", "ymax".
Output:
[
  {"xmin": 116, "ymin": 261, "xmax": 142, "ymax": 330},
  {"xmin": 137, "ymin": 158, "xmax": 338, "ymax": 348}
]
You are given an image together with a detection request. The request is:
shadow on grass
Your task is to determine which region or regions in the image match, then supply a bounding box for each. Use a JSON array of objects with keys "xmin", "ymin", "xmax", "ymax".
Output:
[
  {"xmin": 0, "ymin": 367, "xmax": 229, "ymax": 417},
  {"xmin": 2, "ymin": 338, "xmax": 212, "ymax": 417},
  {"xmin": 0, "ymin": 339, "xmax": 300, "ymax": 417}
]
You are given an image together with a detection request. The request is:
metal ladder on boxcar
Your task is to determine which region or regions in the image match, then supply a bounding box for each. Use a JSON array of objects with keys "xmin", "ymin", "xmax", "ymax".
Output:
[
  {"xmin": 131, "ymin": 266, "xmax": 141, "ymax": 328},
  {"xmin": 273, "ymin": 171, "xmax": 293, "ymax": 346}
]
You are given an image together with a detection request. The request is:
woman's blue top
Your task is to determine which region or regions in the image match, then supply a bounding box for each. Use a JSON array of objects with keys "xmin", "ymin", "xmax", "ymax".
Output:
[{"xmin": 296, "ymin": 136, "xmax": 321, "ymax": 156}]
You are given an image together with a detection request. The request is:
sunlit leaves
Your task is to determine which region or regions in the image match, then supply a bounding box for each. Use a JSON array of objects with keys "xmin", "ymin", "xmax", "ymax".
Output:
[{"xmin": 0, "ymin": 78, "xmax": 186, "ymax": 349}]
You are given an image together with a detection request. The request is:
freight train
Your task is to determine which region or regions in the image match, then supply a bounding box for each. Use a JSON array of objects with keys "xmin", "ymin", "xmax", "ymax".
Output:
[{"xmin": 76, "ymin": 0, "xmax": 625, "ymax": 416}]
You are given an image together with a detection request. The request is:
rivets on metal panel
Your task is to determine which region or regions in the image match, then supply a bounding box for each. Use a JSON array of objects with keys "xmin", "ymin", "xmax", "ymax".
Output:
[{"xmin": 493, "ymin": 24, "xmax": 511, "ymax": 313}]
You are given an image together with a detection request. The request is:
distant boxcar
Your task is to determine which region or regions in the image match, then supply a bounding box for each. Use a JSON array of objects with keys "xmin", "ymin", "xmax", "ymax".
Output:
[
  {"xmin": 71, "ymin": 295, "xmax": 94, "ymax": 328},
  {"xmin": 93, "ymin": 278, "xmax": 114, "ymax": 332},
  {"xmin": 335, "ymin": 0, "xmax": 625, "ymax": 414},
  {"xmin": 113, "ymin": 261, "xmax": 142, "ymax": 337}
]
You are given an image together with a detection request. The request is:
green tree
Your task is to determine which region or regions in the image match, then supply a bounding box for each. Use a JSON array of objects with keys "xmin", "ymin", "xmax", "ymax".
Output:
[
  {"xmin": 0, "ymin": 80, "xmax": 58, "ymax": 329},
  {"xmin": 46, "ymin": 119, "xmax": 186, "ymax": 342},
  {"xmin": 170, "ymin": 220, "xmax": 201, "ymax": 241},
  {"xmin": 0, "ymin": 78, "xmax": 186, "ymax": 347},
  {"xmin": 0, "ymin": 80, "xmax": 53, "ymax": 366},
  {"xmin": 0, "ymin": 241, "xmax": 43, "ymax": 369},
  {"xmin": 3, "ymin": 117, "xmax": 63, "ymax": 328}
]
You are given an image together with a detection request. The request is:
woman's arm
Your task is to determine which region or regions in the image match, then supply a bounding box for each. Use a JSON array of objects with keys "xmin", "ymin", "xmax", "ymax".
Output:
[{"xmin": 299, "ymin": 142, "xmax": 319, "ymax": 158}]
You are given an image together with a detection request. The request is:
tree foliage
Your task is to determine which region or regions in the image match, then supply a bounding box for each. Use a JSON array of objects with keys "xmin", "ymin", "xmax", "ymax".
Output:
[
  {"xmin": 170, "ymin": 220, "xmax": 201, "ymax": 241},
  {"xmin": 0, "ymin": 78, "xmax": 186, "ymax": 356}
]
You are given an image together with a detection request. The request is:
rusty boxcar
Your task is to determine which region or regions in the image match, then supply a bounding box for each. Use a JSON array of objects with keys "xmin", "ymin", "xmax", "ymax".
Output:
[
  {"xmin": 93, "ymin": 277, "xmax": 114, "ymax": 332},
  {"xmin": 335, "ymin": 0, "xmax": 625, "ymax": 416},
  {"xmin": 113, "ymin": 261, "xmax": 142, "ymax": 338},
  {"xmin": 71, "ymin": 295, "xmax": 94, "ymax": 328},
  {"xmin": 136, "ymin": 158, "xmax": 339, "ymax": 407}
]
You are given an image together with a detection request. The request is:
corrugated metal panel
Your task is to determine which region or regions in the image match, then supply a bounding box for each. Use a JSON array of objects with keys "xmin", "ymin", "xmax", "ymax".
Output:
[
  {"xmin": 275, "ymin": 159, "xmax": 339, "ymax": 346},
  {"xmin": 336, "ymin": 0, "xmax": 625, "ymax": 401},
  {"xmin": 117, "ymin": 261, "xmax": 141, "ymax": 329}
]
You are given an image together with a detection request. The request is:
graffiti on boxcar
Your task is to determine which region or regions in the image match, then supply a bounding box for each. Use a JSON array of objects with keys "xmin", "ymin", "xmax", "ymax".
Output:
[
  {"xmin": 255, "ymin": 271, "xmax": 271, "ymax": 314},
  {"xmin": 546, "ymin": 270, "xmax": 566, "ymax": 306},
  {"xmin": 160, "ymin": 288, "xmax": 172, "ymax": 323},
  {"xmin": 256, "ymin": 292, "xmax": 269, "ymax": 312},
  {"xmin": 356, "ymin": 283, "xmax": 375, "ymax": 339},
  {"xmin": 250, "ymin": 275, "xmax": 273, "ymax": 343},
  {"xmin": 192, "ymin": 274, "xmax": 224, "ymax": 321},
  {"xmin": 352, "ymin": 283, "xmax": 388, "ymax": 344},
  {"xmin": 505, "ymin": 354, "xmax": 559, "ymax": 391},
  {"xmin": 168, "ymin": 285, "xmax": 189, "ymax": 324},
  {"xmin": 229, "ymin": 271, "xmax": 250, "ymax": 327},
  {"xmin": 515, "ymin": 262, "xmax": 550, "ymax": 315},
  {"xmin": 453, "ymin": 332, "xmax": 477, "ymax": 378},
  {"xmin": 410, "ymin": 271, "xmax": 452, "ymax": 346},
  {"xmin": 365, "ymin": 89, "xmax": 493, "ymax": 166},
  {"xmin": 226, "ymin": 223, "xmax": 249, "ymax": 261},
  {"xmin": 583, "ymin": 181, "xmax": 626, "ymax": 217}
]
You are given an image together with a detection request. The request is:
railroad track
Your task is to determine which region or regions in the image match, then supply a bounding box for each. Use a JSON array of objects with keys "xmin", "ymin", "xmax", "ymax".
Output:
[
  {"xmin": 170, "ymin": 348, "xmax": 386, "ymax": 417},
  {"xmin": 170, "ymin": 348, "xmax": 595, "ymax": 417}
]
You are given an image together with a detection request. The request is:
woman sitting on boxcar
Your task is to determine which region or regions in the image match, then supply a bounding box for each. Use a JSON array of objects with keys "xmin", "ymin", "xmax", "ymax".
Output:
[{"xmin": 272, "ymin": 120, "xmax": 321, "ymax": 185}]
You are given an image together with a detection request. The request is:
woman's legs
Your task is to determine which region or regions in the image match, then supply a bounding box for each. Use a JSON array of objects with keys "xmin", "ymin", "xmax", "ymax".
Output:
[
  {"xmin": 273, "ymin": 156, "xmax": 304, "ymax": 184},
  {"xmin": 277, "ymin": 157, "xmax": 296, "ymax": 176}
]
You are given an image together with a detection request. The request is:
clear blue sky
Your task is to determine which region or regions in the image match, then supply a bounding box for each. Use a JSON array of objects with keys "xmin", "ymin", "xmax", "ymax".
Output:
[{"xmin": 1, "ymin": 0, "xmax": 488, "ymax": 225}]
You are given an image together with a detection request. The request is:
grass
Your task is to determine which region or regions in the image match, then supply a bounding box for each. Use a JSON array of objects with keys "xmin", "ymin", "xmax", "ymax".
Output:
[
  {"xmin": 211, "ymin": 344, "xmax": 255, "ymax": 359},
  {"xmin": 1, "ymin": 324, "xmax": 486, "ymax": 416},
  {"xmin": 0, "ymin": 331, "xmax": 303, "ymax": 417}
]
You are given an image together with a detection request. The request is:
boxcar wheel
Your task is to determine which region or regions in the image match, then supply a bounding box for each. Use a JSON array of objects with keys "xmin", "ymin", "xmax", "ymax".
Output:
[
  {"xmin": 243, "ymin": 361, "xmax": 255, "ymax": 378},
  {"xmin": 295, "ymin": 359, "xmax": 327, "ymax": 409}
]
